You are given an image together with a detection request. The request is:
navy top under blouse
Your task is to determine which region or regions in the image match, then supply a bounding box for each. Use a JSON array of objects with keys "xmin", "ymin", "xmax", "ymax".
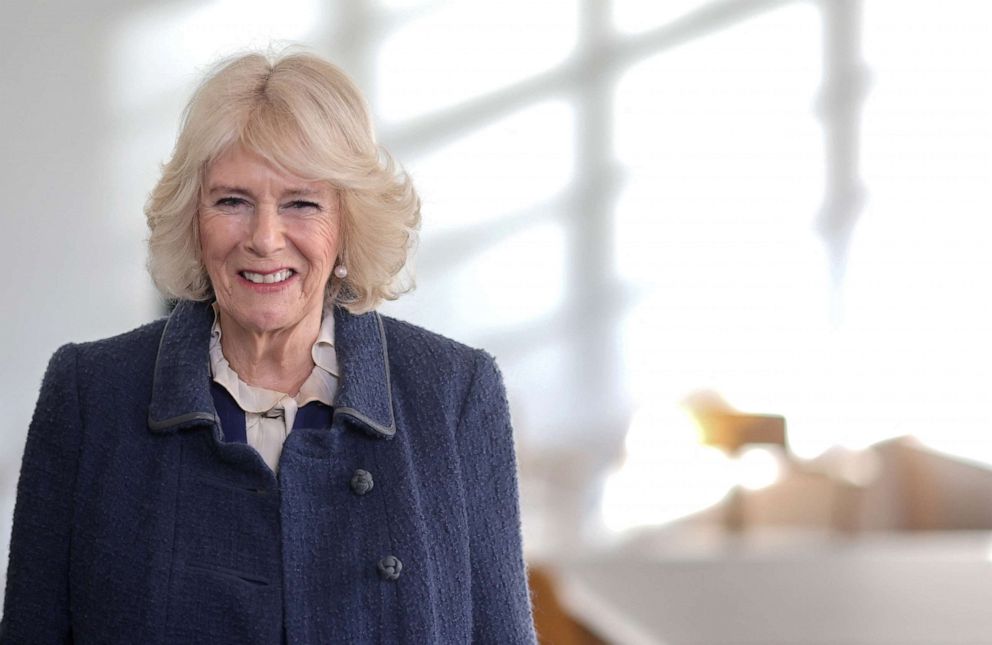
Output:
[{"xmin": 210, "ymin": 381, "xmax": 334, "ymax": 444}]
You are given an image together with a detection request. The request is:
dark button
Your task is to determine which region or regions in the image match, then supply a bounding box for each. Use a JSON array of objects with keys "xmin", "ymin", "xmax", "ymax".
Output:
[
  {"xmin": 377, "ymin": 555, "xmax": 402, "ymax": 581},
  {"xmin": 350, "ymin": 469, "xmax": 374, "ymax": 495}
]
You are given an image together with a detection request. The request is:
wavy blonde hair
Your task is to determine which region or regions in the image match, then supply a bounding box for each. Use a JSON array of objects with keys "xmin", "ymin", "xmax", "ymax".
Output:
[{"xmin": 146, "ymin": 51, "xmax": 420, "ymax": 314}]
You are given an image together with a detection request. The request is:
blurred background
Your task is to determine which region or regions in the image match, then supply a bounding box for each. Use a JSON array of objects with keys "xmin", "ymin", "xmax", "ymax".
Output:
[{"xmin": 3, "ymin": 1, "xmax": 992, "ymax": 642}]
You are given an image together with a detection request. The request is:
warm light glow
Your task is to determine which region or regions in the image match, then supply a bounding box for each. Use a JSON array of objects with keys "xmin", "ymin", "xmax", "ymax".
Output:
[
  {"xmin": 602, "ymin": 405, "xmax": 786, "ymax": 534},
  {"xmin": 602, "ymin": 404, "xmax": 737, "ymax": 533},
  {"xmin": 735, "ymin": 446, "xmax": 783, "ymax": 491}
]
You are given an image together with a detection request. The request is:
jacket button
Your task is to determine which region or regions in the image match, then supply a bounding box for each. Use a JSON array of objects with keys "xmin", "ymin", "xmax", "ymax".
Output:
[
  {"xmin": 377, "ymin": 555, "xmax": 402, "ymax": 581},
  {"xmin": 350, "ymin": 469, "xmax": 374, "ymax": 495}
]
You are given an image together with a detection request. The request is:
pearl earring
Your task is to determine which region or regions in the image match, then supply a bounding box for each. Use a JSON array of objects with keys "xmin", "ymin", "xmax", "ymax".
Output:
[{"xmin": 334, "ymin": 264, "xmax": 348, "ymax": 279}]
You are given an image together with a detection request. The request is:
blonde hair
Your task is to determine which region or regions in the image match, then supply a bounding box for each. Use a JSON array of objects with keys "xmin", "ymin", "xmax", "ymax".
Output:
[{"xmin": 146, "ymin": 51, "xmax": 420, "ymax": 313}]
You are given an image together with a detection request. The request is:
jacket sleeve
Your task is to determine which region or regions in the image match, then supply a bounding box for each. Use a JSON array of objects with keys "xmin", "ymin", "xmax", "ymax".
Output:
[
  {"xmin": 456, "ymin": 351, "xmax": 537, "ymax": 644},
  {"xmin": 1, "ymin": 344, "xmax": 82, "ymax": 644}
]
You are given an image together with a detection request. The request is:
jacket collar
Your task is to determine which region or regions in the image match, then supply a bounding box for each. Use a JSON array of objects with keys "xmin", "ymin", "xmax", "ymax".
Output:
[{"xmin": 148, "ymin": 299, "xmax": 396, "ymax": 438}]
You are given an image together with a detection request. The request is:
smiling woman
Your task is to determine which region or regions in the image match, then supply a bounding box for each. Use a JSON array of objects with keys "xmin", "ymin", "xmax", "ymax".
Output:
[{"xmin": 1, "ymin": 52, "xmax": 537, "ymax": 644}]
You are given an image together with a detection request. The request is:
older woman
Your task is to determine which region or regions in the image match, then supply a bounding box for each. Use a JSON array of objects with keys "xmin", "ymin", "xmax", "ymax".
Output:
[{"xmin": 2, "ymin": 53, "xmax": 536, "ymax": 644}]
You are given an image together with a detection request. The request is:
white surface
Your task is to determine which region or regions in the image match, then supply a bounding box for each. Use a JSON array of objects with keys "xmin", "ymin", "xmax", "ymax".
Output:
[{"xmin": 552, "ymin": 532, "xmax": 992, "ymax": 645}]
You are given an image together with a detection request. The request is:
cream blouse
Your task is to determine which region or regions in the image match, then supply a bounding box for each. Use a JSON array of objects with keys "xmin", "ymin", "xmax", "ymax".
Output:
[{"xmin": 208, "ymin": 304, "xmax": 339, "ymax": 473}]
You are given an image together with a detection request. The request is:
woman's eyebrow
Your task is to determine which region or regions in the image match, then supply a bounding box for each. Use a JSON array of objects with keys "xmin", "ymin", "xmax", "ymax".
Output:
[
  {"xmin": 207, "ymin": 184, "xmax": 253, "ymax": 197},
  {"xmin": 205, "ymin": 185, "xmax": 325, "ymax": 199},
  {"xmin": 283, "ymin": 187, "xmax": 324, "ymax": 198}
]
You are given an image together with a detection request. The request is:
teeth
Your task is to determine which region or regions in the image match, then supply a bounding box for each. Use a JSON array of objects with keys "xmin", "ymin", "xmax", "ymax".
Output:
[{"xmin": 242, "ymin": 269, "xmax": 293, "ymax": 284}]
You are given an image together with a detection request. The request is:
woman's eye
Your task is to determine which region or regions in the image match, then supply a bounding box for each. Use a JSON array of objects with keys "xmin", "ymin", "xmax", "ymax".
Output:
[
  {"xmin": 215, "ymin": 197, "xmax": 248, "ymax": 208},
  {"xmin": 286, "ymin": 200, "xmax": 320, "ymax": 210}
]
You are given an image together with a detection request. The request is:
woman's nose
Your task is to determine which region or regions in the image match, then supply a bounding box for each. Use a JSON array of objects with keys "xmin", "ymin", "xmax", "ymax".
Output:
[{"xmin": 247, "ymin": 204, "xmax": 285, "ymax": 256}]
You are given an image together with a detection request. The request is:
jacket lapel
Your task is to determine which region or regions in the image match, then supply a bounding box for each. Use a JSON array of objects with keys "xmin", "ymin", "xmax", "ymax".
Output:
[
  {"xmin": 147, "ymin": 300, "xmax": 396, "ymax": 439},
  {"xmin": 331, "ymin": 306, "xmax": 396, "ymax": 438},
  {"xmin": 148, "ymin": 300, "xmax": 217, "ymax": 432}
]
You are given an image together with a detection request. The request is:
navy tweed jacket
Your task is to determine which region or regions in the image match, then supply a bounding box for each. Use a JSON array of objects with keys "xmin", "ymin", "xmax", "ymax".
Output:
[{"xmin": 1, "ymin": 300, "xmax": 537, "ymax": 644}]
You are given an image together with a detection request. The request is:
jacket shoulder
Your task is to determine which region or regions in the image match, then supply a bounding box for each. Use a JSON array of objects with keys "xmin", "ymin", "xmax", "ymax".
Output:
[
  {"xmin": 378, "ymin": 314, "xmax": 488, "ymax": 371},
  {"xmin": 69, "ymin": 317, "xmax": 167, "ymax": 377}
]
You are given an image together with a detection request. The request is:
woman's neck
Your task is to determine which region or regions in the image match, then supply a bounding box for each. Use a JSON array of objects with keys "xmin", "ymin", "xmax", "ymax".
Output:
[{"xmin": 217, "ymin": 309, "xmax": 322, "ymax": 396}]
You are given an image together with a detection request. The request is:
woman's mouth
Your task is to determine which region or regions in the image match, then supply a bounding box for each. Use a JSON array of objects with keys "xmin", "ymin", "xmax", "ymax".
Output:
[{"xmin": 239, "ymin": 269, "xmax": 295, "ymax": 284}]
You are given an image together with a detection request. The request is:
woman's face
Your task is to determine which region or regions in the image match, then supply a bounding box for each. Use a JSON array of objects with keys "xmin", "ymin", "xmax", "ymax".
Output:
[{"xmin": 199, "ymin": 145, "xmax": 340, "ymax": 338}]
